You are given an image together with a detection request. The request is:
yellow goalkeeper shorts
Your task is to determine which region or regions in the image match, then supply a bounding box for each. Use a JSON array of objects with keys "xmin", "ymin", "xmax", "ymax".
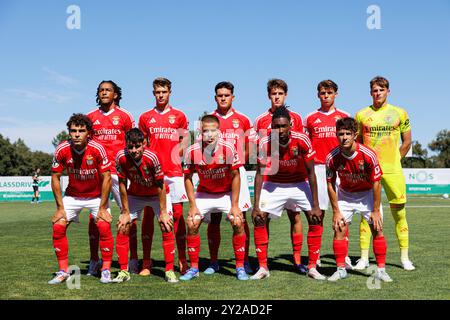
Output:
[{"xmin": 381, "ymin": 173, "xmax": 407, "ymax": 204}]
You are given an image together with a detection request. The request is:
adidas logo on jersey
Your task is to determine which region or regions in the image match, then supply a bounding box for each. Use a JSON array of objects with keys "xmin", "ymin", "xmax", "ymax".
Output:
[
  {"xmin": 314, "ymin": 118, "xmax": 322, "ymax": 124},
  {"xmin": 93, "ymin": 120, "xmax": 101, "ymax": 125},
  {"xmin": 150, "ymin": 118, "xmax": 156, "ymax": 123}
]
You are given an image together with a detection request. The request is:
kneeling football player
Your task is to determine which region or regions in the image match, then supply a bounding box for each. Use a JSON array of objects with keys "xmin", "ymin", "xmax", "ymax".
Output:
[{"xmin": 326, "ymin": 117, "xmax": 392, "ymax": 282}]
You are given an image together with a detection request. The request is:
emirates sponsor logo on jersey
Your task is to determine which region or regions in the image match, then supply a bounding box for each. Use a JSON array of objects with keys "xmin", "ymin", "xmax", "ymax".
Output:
[
  {"xmin": 168, "ymin": 115, "xmax": 176, "ymax": 124},
  {"xmin": 93, "ymin": 120, "xmax": 101, "ymax": 125},
  {"xmin": 112, "ymin": 116, "xmax": 120, "ymax": 125},
  {"xmin": 95, "ymin": 128, "xmax": 122, "ymax": 135},
  {"xmin": 150, "ymin": 118, "xmax": 156, "ymax": 123},
  {"xmin": 86, "ymin": 155, "xmax": 94, "ymax": 165},
  {"xmin": 232, "ymin": 119, "xmax": 240, "ymax": 129},
  {"xmin": 314, "ymin": 118, "xmax": 322, "ymax": 124}
]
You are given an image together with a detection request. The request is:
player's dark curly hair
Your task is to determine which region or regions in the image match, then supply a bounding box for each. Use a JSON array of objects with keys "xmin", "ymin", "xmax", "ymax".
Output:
[
  {"xmin": 66, "ymin": 113, "xmax": 93, "ymax": 132},
  {"xmin": 96, "ymin": 80, "xmax": 122, "ymax": 106},
  {"xmin": 336, "ymin": 117, "xmax": 357, "ymax": 133},
  {"xmin": 272, "ymin": 105, "xmax": 291, "ymax": 123},
  {"xmin": 215, "ymin": 81, "xmax": 234, "ymax": 94},
  {"xmin": 125, "ymin": 128, "xmax": 145, "ymax": 144}
]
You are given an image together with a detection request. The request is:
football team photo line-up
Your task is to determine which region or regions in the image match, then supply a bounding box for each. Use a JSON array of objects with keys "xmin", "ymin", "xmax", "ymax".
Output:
[{"xmin": 48, "ymin": 76, "xmax": 414, "ymax": 285}]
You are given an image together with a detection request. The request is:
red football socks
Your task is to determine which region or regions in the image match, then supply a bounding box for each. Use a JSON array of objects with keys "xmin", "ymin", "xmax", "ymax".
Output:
[
  {"xmin": 162, "ymin": 231, "xmax": 175, "ymax": 271},
  {"xmin": 307, "ymin": 225, "xmax": 323, "ymax": 268},
  {"xmin": 97, "ymin": 220, "xmax": 113, "ymax": 270},
  {"xmin": 373, "ymin": 235, "xmax": 387, "ymax": 268},
  {"xmin": 291, "ymin": 232, "xmax": 303, "ymax": 266},
  {"xmin": 116, "ymin": 232, "xmax": 129, "ymax": 271},
  {"xmin": 232, "ymin": 233, "xmax": 246, "ymax": 269},
  {"xmin": 253, "ymin": 225, "xmax": 268, "ymax": 269},
  {"xmin": 52, "ymin": 223, "xmax": 69, "ymax": 272},
  {"xmin": 186, "ymin": 234, "xmax": 201, "ymax": 269},
  {"xmin": 172, "ymin": 203, "xmax": 187, "ymax": 263},
  {"xmin": 333, "ymin": 238, "xmax": 348, "ymax": 268}
]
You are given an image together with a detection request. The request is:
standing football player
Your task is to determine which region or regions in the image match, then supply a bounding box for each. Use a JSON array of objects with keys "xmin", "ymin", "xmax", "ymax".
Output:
[
  {"xmin": 204, "ymin": 81, "xmax": 256, "ymax": 275},
  {"xmin": 355, "ymin": 76, "xmax": 414, "ymax": 271},
  {"xmin": 139, "ymin": 77, "xmax": 189, "ymax": 275},
  {"xmin": 86, "ymin": 80, "xmax": 135, "ymax": 276}
]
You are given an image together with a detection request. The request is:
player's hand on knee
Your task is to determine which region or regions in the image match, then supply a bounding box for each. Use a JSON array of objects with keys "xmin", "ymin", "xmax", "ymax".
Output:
[
  {"xmin": 332, "ymin": 212, "xmax": 345, "ymax": 232},
  {"xmin": 252, "ymin": 207, "xmax": 265, "ymax": 226},
  {"xmin": 117, "ymin": 212, "xmax": 131, "ymax": 234},
  {"xmin": 97, "ymin": 208, "xmax": 113, "ymax": 224},
  {"xmin": 187, "ymin": 207, "xmax": 202, "ymax": 229},
  {"xmin": 309, "ymin": 206, "xmax": 323, "ymax": 225},
  {"xmin": 159, "ymin": 211, "xmax": 174, "ymax": 233},
  {"xmin": 228, "ymin": 206, "xmax": 243, "ymax": 227},
  {"xmin": 370, "ymin": 210, "xmax": 383, "ymax": 232},
  {"xmin": 51, "ymin": 208, "xmax": 67, "ymax": 224}
]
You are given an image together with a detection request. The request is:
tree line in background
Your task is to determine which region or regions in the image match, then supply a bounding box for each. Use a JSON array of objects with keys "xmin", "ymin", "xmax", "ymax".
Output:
[{"xmin": 0, "ymin": 129, "xmax": 448, "ymax": 176}]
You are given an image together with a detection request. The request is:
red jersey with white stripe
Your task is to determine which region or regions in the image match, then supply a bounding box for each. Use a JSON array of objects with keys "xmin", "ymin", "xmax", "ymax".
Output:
[
  {"xmin": 254, "ymin": 107, "xmax": 304, "ymax": 140},
  {"xmin": 87, "ymin": 106, "xmax": 135, "ymax": 174},
  {"xmin": 304, "ymin": 108, "xmax": 350, "ymax": 164},
  {"xmin": 212, "ymin": 108, "xmax": 257, "ymax": 162},
  {"xmin": 184, "ymin": 139, "xmax": 242, "ymax": 193},
  {"xmin": 326, "ymin": 143, "xmax": 382, "ymax": 193},
  {"xmin": 52, "ymin": 140, "xmax": 111, "ymax": 198},
  {"xmin": 116, "ymin": 147, "xmax": 166, "ymax": 197},
  {"xmin": 257, "ymin": 131, "xmax": 315, "ymax": 183},
  {"xmin": 139, "ymin": 106, "xmax": 189, "ymax": 177}
]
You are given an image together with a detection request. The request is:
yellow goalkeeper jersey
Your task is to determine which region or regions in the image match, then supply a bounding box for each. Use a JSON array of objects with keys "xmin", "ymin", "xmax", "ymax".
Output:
[{"xmin": 355, "ymin": 103, "xmax": 410, "ymax": 174}]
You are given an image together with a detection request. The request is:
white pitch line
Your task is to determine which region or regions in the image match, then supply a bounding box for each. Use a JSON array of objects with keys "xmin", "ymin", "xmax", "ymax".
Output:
[{"xmin": 406, "ymin": 206, "xmax": 450, "ymax": 208}]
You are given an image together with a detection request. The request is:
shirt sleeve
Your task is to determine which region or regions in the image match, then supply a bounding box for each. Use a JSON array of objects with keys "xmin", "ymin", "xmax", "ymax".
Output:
[
  {"xmin": 368, "ymin": 154, "xmax": 383, "ymax": 182},
  {"xmin": 399, "ymin": 108, "xmax": 411, "ymax": 133},
  {"xmin": 115, "ymin": 154, "xmax": 126, "ymax": 179},
  {"xmin": 230, "ymin": 145, "xmax": 242, "ymax": 171},
  {"xmin": 152, "ymin": 154, "xmax": 165, "ymax": 181},
  {"xmin": 51, "ymin": 148, "xmax": 65, "ymax": 173},
  {"xmin": 97, "ymin": 146, "xmax": 112, "ymax": 173},
  {"xmin": 325, "ymin": 157, "xmax": 335, "ymax": 182},
  {"xmin": 299, "ymin": 135, "xmax": 316, "ymax": 162},
  {"xmin": 183, "ymin": 149, "xmax": 195, "ymax": 174},
  {"xmin": 138, "ymin": 114, "xmax": 148, "ymax": 140}
]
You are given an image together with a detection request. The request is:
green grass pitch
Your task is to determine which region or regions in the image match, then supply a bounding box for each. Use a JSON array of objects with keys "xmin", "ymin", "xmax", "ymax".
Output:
[{"xmin": 1, "ymin": 195, "xmax": 449, "ymax": 300}]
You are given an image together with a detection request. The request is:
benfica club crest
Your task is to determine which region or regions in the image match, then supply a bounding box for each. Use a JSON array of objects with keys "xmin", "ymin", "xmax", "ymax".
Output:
[
  {"xmin": 144, "ymin": 165, "xmax": 151, "ymax": 175},
  {"xmin": 232, "ymin": 119, "xmax": 240, "ymax": 129},
  {"xmin": 291, "ymin": 146, "xmax": 298, "ymax": 157},
  {"xmin": 112, "ymin": 116, "xmax": 120, "ymax": 126},
  {"xmin": 358, "ymin": 160, "xmax": 365, "ymax": 171},
  {"xmin": 218, "ymin": 154, "xmax": 225, "ymax": 164},
  {"xmin": 168, "ymin": 115, "xmax": 176, "ymax": 125},
  {"xmin": 86, "ymin": 155, "xmax": 94, "ymax": 166}
]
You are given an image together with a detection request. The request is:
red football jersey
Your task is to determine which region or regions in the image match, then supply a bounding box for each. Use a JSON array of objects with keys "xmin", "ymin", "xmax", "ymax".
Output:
[
  {"xmin": 87, "ymin": 107, "xmax": 135, "ymax": 174},
  {"xmin": 116, "ymin": 147, "xmax": 166, "ymax": 197},
  {"xmin": 212, "ymin": 108, "xmax": 257, "ymax": 162},
  {"xmin": 326, "ymin": 143, "xmax": 382, "ymax": 193},
  {"xmin": 52, "ymin": 140, "xmax": 111, "ymax": 198},
  {"xmin": 254, "ymin": 107, "xmax": 304, "ymax": 140},
  {"xmin": 184, "ymin": 139, "xmax": 242, "ymax": 193},
  {"xmin": 257, "ymin": 131, "xmax": 315, "ymax": 183},
  {"xmin": 303, "ymin": 108, "xmax": 350, "ymax": 164},
  {"xmin": 139, "ymin": 106, "xmax": 189, "ymax": 177}
]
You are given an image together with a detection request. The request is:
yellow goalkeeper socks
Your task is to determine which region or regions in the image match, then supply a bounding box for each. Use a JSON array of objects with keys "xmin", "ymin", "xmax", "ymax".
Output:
[
  {"xmin": 391, "ymin": 206, "xmax": 409, "ymax": 251},
  {"xmin": 359, "ymin": 218, "xmax": 371, "ymax": 254}
]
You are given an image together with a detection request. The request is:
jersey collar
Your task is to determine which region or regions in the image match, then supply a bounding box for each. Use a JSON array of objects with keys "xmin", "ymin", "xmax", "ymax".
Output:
[
  {"xmin": 154, "ymin": 105, "xmax": 172, "ymax": 115},
  {"xmin": 214, "ymin": 108, "xmax": 235, "ymax": 119}
]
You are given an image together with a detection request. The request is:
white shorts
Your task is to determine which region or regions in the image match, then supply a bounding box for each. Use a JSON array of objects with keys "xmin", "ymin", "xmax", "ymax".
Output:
[
  {"xmin": 258, "ymin": 181, "xmax": 313, "ymax": 219},
  {"xmin": 165, "ymin": 176, "xmax": 188, "ymax": 204},
  {"xmin": 195, "ymin": 191, "xmax": 248, "ymax": 224},
  {"xmin": 63, "ymin": 196, "xmax": 110, "ymax": 223},
  {"xmin": 315, "ymin": 164, "xmax": 329, "ymax": 211},
  {"xmin": 337, "ymin": 188, "xmax": 383, "ymax": 224},
  {"xmin": 239, "ymin": 166, "xmax": 252, "ymax": 212},
  {"xmin": 110, "ymin": 174, "xmax": 123, "ymax": 209},
  {"xmin": 128, "ymin": 195, "xmax": 173, "ymax": 221}
]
